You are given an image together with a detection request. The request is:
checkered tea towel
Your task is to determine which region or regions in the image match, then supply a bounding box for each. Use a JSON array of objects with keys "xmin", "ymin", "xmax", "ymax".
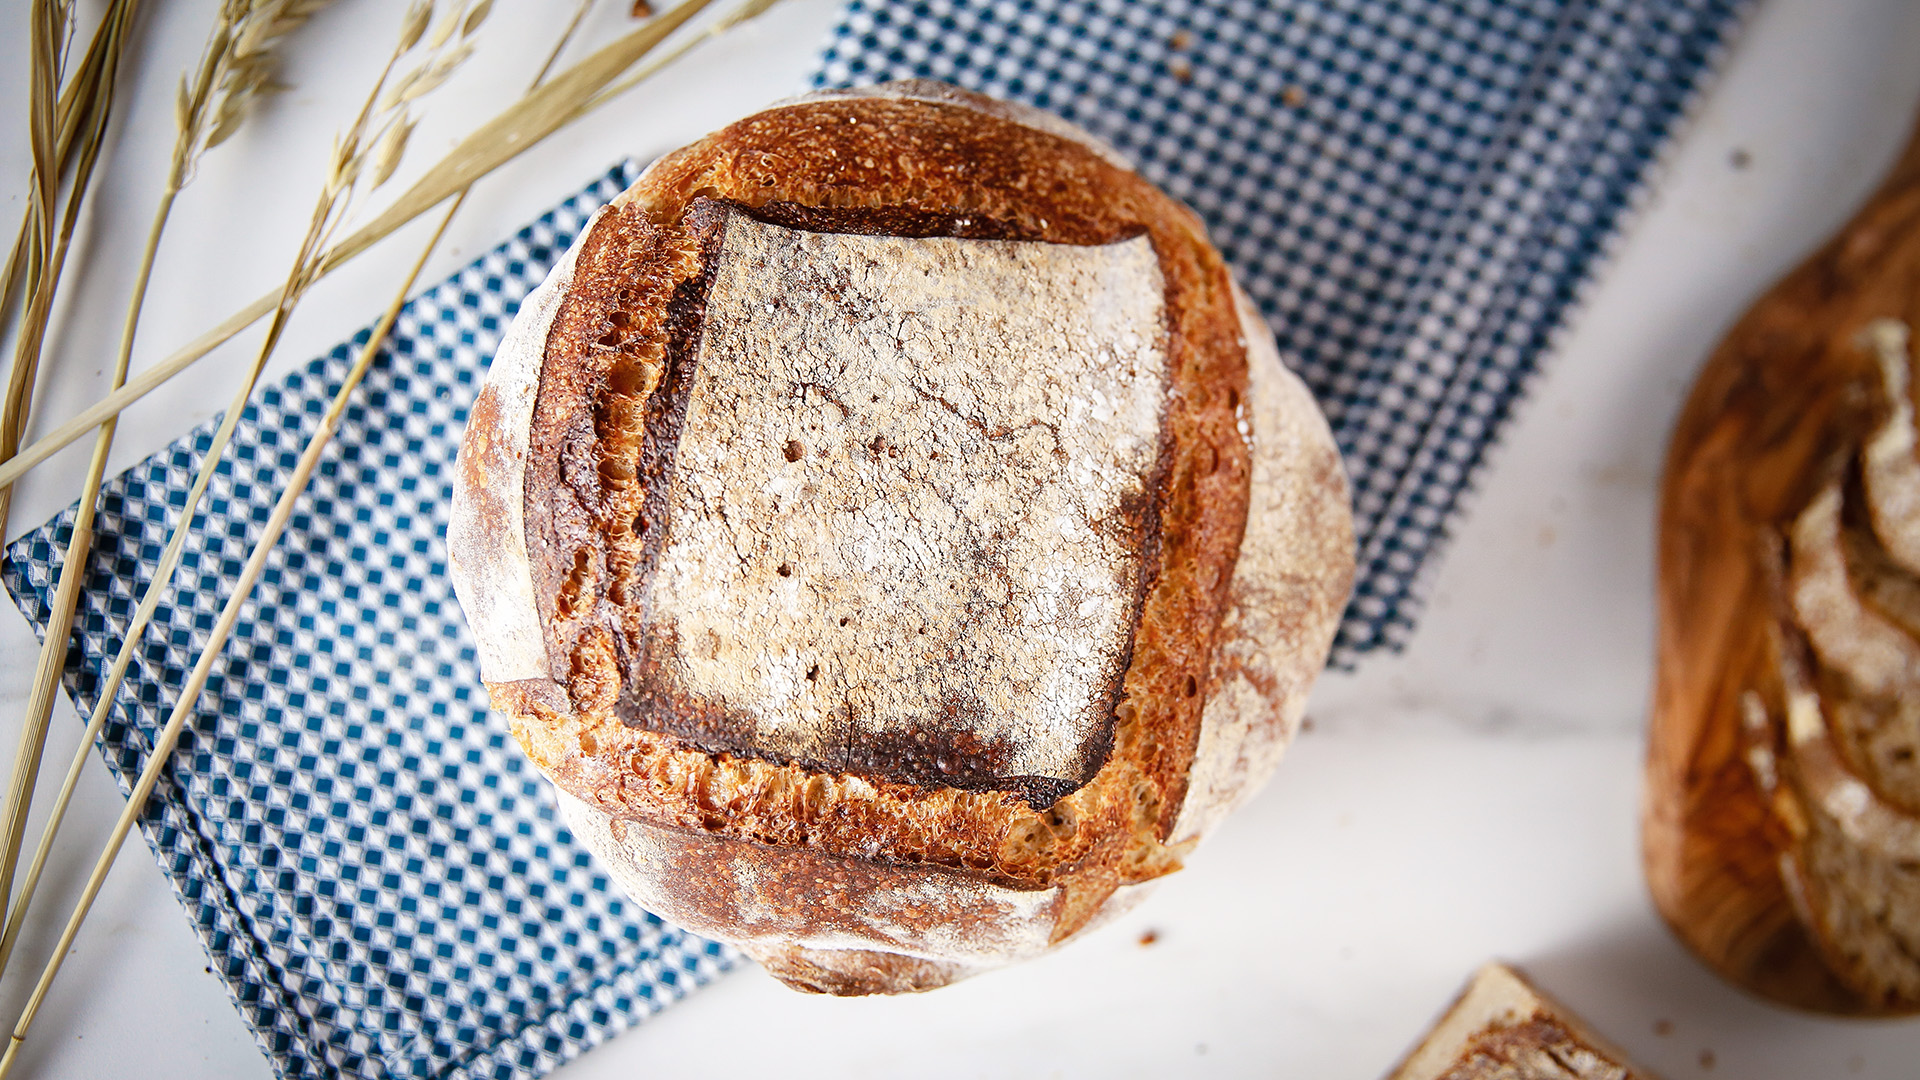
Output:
[
  {"xmin": 2, "ymin": 0, "xmax": 1752, "ymax": 1075},
  {"xmin": 814, "ymin": 0, "xmax": 1753, "ymax": 663}
]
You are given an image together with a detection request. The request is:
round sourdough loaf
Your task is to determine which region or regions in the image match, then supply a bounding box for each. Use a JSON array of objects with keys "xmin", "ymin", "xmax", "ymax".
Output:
[{"xmin": 449, "ymin": 81, "xmax": 1353, "ymax": 995}]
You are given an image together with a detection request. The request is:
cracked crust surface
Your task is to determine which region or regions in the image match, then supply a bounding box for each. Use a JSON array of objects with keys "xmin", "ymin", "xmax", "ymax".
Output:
[
  {"xmin": 449, "ymin": 83, "xmax": 1353, "ymax": 993},
  {"xmin": 621, "ymin": 212, "xmax": 1168, "ymax": 801}
]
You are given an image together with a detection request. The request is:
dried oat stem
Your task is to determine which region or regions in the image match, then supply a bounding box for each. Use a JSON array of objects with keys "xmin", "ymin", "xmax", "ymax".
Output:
[
  {"xmin": 0, "ymin": 0, "xmax": 141, "ymax": 537},
  {"xmin": 0, "ymin": 0, "xmax": 98, "ymax": 346},
  {"xmin": 0, "ymin": 0, "xmax": 749, "ymax": 493},
  {"xmin": 0, "ymin": 0, "xmax": 341, "ymax": 980},
  {"xmin": 0, "ymin": 0, "xmax": 141, "ymax": 943},
  {"xmin": 0, "ymin": 203, "xmax": 170, "ymax": 986},
  {"xmin": 0, "ymin": 56, "xmax": 86, "ymax": 344}
]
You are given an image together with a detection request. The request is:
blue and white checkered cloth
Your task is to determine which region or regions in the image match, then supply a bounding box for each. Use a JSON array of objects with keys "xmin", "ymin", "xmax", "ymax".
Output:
[
  {"xmin": 814, "ymin": 0, "xmax": 1751, "ymax": 661},
  {"xmin": 3, "ymin": 2, "xmax": 1749, "ymax": 1076}
]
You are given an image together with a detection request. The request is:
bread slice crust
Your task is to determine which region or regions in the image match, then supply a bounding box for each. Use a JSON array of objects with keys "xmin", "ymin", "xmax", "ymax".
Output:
[{"xmin": 1387, "ymin": 963, "xmax": 1656, "ymax": 1080}]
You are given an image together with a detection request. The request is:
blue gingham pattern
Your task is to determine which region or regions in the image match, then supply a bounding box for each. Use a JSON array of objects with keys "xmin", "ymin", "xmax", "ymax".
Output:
[
  {"xmin": 3, "ymin": 166, "xmax": 735, "ymax": 1080},
  {"xmin": 1, "ymin": 1, "xmax": 1754, "ymax": 1074},
  {"xmin": 815, "ymin": 0, "xmax": 1752, "ymax": 663}
]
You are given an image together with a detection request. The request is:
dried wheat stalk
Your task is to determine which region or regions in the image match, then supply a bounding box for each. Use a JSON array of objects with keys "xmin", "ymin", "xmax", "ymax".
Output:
[
  {"xmin": 0, "ymin": 17, "xmax": 73, "ymax": 346},
  {"xmin": 0, "ymin": 0, "xmax": 731, "ymax": 493},
  {"xmin": 0, "ymin": 0, "xmax": 607, "ymax": 995},
  {"xmin": 0, "ymin": 0, "xmax": 339, "ymax": 979},
  {"xmin": 1, "ymin": 0, "xmax": 576, "ymax": 973},
  {"xmin": 4, "ymin": 6, "xmax": 68, "ymax": 532},
  {"xmin": 0, "ymin": 0, "xmax": 142, "ymax": 538},
  {"xmin": 0, "ymin": 0, "xmax": 141, "ymax": 945},
  {"xmin": 0, "ymin": 0, "xmax": 482, "ymax": 1063},
  {"xmin": 200, "ymin": 1, "xmax": 339, "ymax": 160},
  {"xmin": 0, "ymin": 0, "xmax": 70, "ymax": 348},
  {"xmin": 0, "ymin": 0, "xmax": 331, "ymax": 343}
]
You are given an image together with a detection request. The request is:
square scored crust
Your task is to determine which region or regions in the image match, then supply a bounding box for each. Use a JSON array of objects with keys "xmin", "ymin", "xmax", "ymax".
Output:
[{"xmin": 625, "ymin": 210, "xmax": 1170, "ymax": 797}]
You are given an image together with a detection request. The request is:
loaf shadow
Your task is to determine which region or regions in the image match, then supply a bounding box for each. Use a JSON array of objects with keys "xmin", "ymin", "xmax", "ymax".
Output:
[{"xmin": 1515, "ymin": 910, "xmax": 1903, "ymax": 1077}]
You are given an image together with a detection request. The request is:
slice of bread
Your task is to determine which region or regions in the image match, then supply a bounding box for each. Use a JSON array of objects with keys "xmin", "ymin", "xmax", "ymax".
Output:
[
  {"xmin": 1769, "ymin": 506, "xmax": 1920, "ymax": 1010},
  {"xmin": 1387, "ymin": 963, "xmax": 1655, "ymax": 1080}
]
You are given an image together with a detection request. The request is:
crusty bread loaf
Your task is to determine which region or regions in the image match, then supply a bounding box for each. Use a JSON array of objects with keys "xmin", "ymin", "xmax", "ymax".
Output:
[
  {"xmin": 449, "ymin": 81, "xmax": 1353, "ymax": 993},
  {"xmin": 1386, "ymin": 963, "xmax": 1656, "ymax": 1080},
  {"xmin": 1646, "ymin": 108, "xmax": 1920, "ymax": 1015}
]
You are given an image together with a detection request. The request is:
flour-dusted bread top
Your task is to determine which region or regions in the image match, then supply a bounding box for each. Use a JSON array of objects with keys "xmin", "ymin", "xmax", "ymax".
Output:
[
  {"xmin": 624, "ymin": 212, "xmax": 1168, "ymax": 801},
  {"xmin": 450, "ymin": 83, "xmax": 1354, "ymax": 992}
]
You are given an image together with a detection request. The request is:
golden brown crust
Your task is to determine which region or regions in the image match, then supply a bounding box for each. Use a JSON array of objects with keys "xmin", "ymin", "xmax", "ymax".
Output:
[
  {"xmin": 447, "ymin": 232, "xmax": 593, "ymax": 696},
  {"xmin": 520, "ymin": 91, "xmax": 1249, "ymax": 893},
  {"xmin": 552, "ymin": 787, "xmax": 1077, "ymax": 987},
  {"xmin": 1172, "ymin": 286, "xmax": 1353, "ymax": 843},
  {"xmin": 751, "ymin": 946, "xmax": 970, "ymax": 997}
]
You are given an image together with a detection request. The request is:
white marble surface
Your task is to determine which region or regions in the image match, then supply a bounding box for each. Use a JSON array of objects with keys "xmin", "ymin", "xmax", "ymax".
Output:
[{"xmin": 0, "ymin": 0, "xmax": 1918, "ymax": 1077}]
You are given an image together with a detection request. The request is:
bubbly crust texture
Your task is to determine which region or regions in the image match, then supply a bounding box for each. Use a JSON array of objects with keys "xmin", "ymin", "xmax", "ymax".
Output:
[
  {"xmin": 448, "ymin": 235, "xmax": 590, "ymax": 688},
  {"xmin": 449, "ymin": 83, "xmax": 1353, "ymax": 993}
]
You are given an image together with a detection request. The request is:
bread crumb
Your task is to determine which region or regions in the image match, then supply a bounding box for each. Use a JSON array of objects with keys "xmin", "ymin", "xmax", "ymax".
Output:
[
  {"xmin": 1699, "ymin": 1049, "xmax": 1716, "ymax": 1070},
  {"xmin": 1138, "ymin": 928, "xmax": 1160, "ymax": 946},
  {"xmin": 1652, "ymin": 1018, "xmax": 1673, "ymax": 1037},
  {"xmin": 630, "ymin": 0, "xmax": 654, "ymax": 15},
  {"xmin": 1282, "ymin": 86, "xmax": 1306, "ymax": 108},
  {"xmin": 1170, "ymin": 29, "xmax": 1193, "ymax": 50},
  {"xmin": 1170, "ymin": 59, "xmax": 1193, "ymax": 84}
]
